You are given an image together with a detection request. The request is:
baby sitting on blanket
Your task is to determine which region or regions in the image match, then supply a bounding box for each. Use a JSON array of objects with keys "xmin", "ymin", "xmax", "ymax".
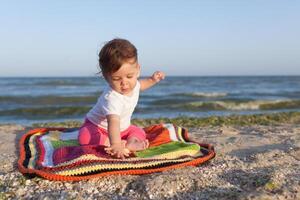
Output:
[{"xmin": 78, "ymin": 38, "xmax": 165, "ymax": 159}]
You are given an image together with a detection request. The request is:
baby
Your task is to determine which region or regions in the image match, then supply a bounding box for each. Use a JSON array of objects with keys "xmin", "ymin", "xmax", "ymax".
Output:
[{"xmin": 78, "ymin": 38, "xmax": 165, "ymax": 159}]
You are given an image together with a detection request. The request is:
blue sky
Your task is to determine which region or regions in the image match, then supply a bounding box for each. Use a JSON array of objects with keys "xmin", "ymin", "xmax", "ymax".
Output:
[{"xmin": 0, "ymin": 0, "xmax": 299, "ymax": 76}]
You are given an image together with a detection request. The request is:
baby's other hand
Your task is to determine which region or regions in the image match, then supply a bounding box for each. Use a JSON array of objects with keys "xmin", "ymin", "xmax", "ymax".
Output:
[
  {"xmin": 151, "ymin": 71, "xmax": 165, "ymax": 83},
  {"xmin": 105, "ymin": 143, "xmax": 130, "ymax": 159}
]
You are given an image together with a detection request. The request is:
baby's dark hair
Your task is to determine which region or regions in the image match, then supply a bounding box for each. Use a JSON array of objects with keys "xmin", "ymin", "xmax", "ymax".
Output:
[{"xmin": 98, "ymin": 38, "xmax": 137, "ymax": 77}]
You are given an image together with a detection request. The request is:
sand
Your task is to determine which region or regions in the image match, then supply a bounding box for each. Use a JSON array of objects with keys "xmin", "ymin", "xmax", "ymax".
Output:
[{"xmin": 0, "ymin": 123, "xmax": 299, "ymax": 200}]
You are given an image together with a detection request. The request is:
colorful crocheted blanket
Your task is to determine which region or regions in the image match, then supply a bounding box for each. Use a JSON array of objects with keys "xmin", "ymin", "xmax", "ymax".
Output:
[{"xmin": 18, "ymin": 123, "xmax": 215, "ymax": 181}]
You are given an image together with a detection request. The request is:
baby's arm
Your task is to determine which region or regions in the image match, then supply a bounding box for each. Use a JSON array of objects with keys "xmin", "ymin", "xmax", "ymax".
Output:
[
  {"xmin": 140, "ymin": 71, "xmax": 165, "ymax": 91},
  {"xmin": 104, "ymin": 114, "xmax": 129, "ymax": 159}
]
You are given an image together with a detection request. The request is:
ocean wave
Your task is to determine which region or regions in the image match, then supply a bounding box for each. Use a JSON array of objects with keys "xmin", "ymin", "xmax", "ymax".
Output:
[
  {"xmin": 242, "ymin": 91, "xmax": 300, "ymax": 99},
  {"xmin": 0, "ymin": 95, "xmax": 98, "ymax": 105},
  {"xmin": 172, "ymin": 99, "xmax": 300, "ymax": 111},
  {"xmin": 1, "ymin": 99, "xmax": 300, "ymax": 119},
  {"xmin": 171, "ymin": 92, "xmax": 228, "ymax": 98},
  {"xmin": 0, "ymin": 106, "xmax": 90, "ymax": 119},
  {"xmin": 37, "ymin": 79, "xmax": 92, "ymax": 86}
]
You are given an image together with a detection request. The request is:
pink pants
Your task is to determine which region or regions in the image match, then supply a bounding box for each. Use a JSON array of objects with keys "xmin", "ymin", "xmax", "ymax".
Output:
[{"xmin": 78, "ymin": 119, "xmax": 146, "ymax": 146}]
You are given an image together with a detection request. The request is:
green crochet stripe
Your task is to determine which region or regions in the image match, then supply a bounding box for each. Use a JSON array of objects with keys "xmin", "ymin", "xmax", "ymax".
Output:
[
  {"xmin": 51, "ymin": 140, "xmax": 79, "ymax": 149},
  {"xmin": 135, "ymin": 141, "xmax": 200, "ymax": 158}
]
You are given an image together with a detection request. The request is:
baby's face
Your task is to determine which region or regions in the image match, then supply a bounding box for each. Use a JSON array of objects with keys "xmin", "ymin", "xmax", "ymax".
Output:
[{"xmin": 107, "ymin": 58, "xmax": 140, "ymax": 96}]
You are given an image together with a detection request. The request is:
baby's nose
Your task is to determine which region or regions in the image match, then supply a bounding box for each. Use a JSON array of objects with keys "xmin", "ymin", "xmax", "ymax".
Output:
[{"xmin": 120, "ymin": 80, "xmax": 127, "ymax": 86}]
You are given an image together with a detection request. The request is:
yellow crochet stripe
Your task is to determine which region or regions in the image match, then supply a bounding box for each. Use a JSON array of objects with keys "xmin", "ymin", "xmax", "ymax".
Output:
[
  {"xmin": 28, "ymin": 132, "xmax": 42, "ymax": 169},
  {"xmin": 146, "ymin": 149, "xmax": 200, "ymax": 160},
  {"xmin": 177, "ymin": 127, "xmax": 185, "ymax": 142},
  {"xmin": 56, "ymin": 156, "xmax": 195, "ymax": 176}
]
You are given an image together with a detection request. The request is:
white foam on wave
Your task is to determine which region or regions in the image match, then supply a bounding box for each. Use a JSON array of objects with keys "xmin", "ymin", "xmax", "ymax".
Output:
[{"xmin": 187, "ymin": 99, "xmax": 294, "ymax": 110}]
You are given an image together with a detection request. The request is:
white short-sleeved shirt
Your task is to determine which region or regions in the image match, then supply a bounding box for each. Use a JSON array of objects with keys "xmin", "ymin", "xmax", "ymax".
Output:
[{"xmin": 86, "ymin": 81, "xmax": 140, "ymax": 131}]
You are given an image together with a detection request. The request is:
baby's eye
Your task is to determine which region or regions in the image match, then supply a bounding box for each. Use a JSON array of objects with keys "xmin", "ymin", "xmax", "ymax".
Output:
[
  {"xmin": 127, "ymin": 76, "xmax": 133, "ymax": 79},
  {"xmin": 112, "ymin": 78, "xmax": 121, "ymax": 81}
]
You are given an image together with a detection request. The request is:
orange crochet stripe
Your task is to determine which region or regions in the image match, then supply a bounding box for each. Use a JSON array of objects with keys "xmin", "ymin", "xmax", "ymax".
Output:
[{"xmin": 18, "ymin": 127, "xmax": 216, "ymax": 181}]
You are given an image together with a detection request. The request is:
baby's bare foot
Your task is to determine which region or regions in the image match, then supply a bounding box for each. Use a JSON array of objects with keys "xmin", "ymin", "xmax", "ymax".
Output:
[{"xmin": 126, "ymin": 139, "xmax": 149, "ymax": 152}]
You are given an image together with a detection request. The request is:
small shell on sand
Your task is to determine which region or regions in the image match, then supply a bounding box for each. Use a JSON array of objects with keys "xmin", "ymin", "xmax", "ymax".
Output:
[{"xmin": 219, "ymin": 126, "xmax": 240, "ymax": 135}]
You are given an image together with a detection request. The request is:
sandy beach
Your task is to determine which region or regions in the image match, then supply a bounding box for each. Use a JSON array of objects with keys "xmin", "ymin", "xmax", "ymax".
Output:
[{"xmin": 0, "ymin": 115, "xmax": 300, "ymax": 199}]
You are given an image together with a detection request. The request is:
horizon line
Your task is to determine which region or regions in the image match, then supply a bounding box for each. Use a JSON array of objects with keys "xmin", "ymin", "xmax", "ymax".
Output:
[{"xmin": 1, "ymin": 74, "xmax": 300, "ymax": 78}]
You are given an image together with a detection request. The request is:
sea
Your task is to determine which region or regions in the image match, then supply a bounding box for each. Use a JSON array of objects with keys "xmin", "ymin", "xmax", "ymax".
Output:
[{"xmin": 0, "ymin": 76, "xmax": 300, "ymax": 125}]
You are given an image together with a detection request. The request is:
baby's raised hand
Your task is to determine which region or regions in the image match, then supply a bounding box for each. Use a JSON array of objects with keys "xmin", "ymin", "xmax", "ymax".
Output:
[
  {"xmin": 105, "ymin": 143, "xmax": 130, "ymax": 159},
  {"xmin": 151, "ymin": 71, "xmax": 165, "ymax": 83}
]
